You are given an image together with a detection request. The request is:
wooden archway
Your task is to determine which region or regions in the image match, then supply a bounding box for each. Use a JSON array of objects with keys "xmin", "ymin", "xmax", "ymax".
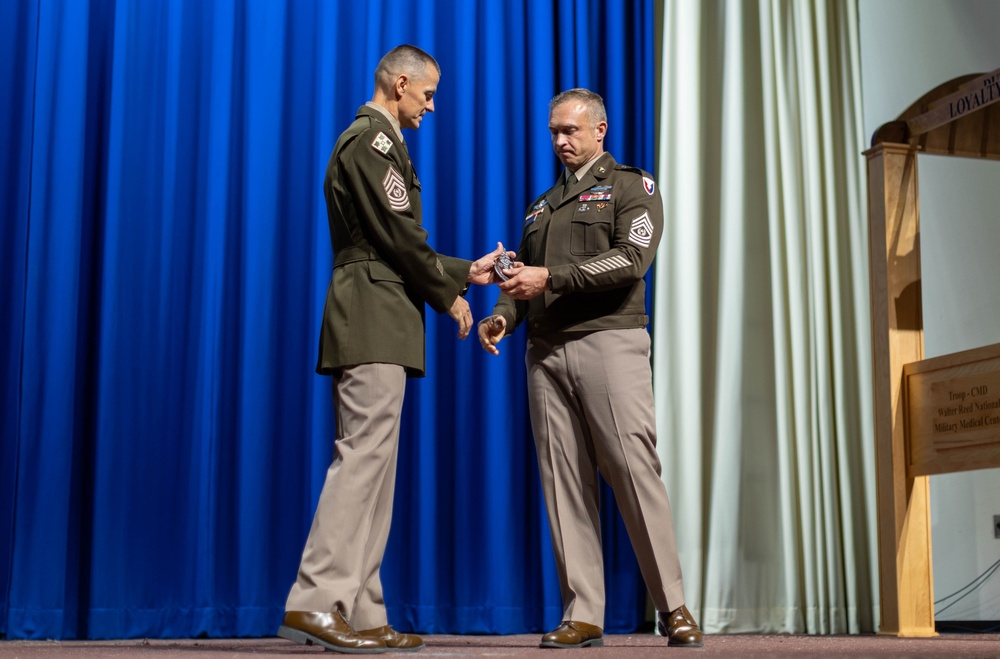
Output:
[{"xmin": 865, "ymin": 67, "xmax": 1000, "ymax": 637}]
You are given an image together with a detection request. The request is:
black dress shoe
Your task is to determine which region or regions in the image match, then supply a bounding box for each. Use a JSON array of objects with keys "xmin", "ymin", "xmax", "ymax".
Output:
[
  {"xmin": 658, "ymin": 605, "xmax": 704, "ymax": 647},
  {"xmin": 358, "ymin": 625, "xmax": 425, "ymax": 652},
  {"xmin": 278, "ymin": 611, "xmax": 387, "ymax": 654},
  {"xmin": 540, "ymin": 620, "xmax": 604, "ymax": 648}
]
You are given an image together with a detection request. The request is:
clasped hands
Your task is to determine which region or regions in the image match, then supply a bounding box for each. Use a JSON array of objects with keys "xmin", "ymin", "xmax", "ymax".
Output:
[{"xmin": 449, "ymin": 242, "xmax": 548, "ymax": 347}]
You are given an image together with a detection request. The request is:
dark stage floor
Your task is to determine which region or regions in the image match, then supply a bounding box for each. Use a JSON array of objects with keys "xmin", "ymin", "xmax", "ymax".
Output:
[{"xmin": 3, "ymin": 633, "xmax": 1000, "ymax": 658}]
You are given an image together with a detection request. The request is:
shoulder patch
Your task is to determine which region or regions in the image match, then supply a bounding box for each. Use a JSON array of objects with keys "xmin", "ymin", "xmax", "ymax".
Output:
[
  {"xmin": 642, "ymin": 176, "xmax": 655, "ymax": 195},
  {"xmin": 371, "ymin": 132, "xmax": 392, "ymax": 155}
]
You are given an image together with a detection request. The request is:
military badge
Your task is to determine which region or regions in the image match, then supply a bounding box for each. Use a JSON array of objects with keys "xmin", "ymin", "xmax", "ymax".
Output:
[
  {"xmin": 628, "ymin": 211, "xmax": 654, "ymax": 248},
  {"xmin": 642, "ymin": 176, "xmax": 655, "ymax": 195},
  {"xmin": 372, "ymin": 132, "xmax": 392, "ymax": 155},
  {"xmin": 383, "ymin": 166, "xmax": 410, "ymax": 212}
]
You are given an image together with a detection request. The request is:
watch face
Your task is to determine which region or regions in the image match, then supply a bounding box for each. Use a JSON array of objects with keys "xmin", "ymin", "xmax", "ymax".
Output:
[{"xmin": 494, "ymin": 253, "xmax": 512, "ymax": 281}]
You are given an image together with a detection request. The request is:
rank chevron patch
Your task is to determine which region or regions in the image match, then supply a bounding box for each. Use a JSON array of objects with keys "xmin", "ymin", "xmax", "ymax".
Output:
[
  {"xmin": 382, "ymin": 166, "xmax": 410, "ymax": 212},
  {"xmin": 628, "ymin": 211, "xmax": 654, "ymax": 248}
]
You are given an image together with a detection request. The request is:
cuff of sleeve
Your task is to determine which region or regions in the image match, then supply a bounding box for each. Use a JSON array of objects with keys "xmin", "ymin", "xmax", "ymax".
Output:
[{"xmin": 548, "ymin": 265, "xmax": 570, "ymax": 293}]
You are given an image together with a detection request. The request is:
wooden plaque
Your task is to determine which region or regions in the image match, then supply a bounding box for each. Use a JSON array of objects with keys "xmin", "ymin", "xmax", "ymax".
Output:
[{"xmin": 904, "ymin": 342, "xmax": 1000, "ymax": 476}]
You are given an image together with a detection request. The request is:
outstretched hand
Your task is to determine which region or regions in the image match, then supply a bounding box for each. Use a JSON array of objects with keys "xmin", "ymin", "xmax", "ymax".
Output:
[
  {"xmin": 449, "ymin": 295, "xmax": 473, "ymax": 339},
  {"xmin": 468, "ymin": 242, "xmax": 518, "ymax": 285},
  {"xmin": 477, "ymin": 315, "xmax": 507, "ymax": 355}
]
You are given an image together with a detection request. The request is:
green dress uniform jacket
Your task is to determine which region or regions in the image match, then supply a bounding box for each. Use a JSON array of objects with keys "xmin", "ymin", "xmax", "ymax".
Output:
[
  {"xmin": 493, "ymin": 152, "xmax": 663, "ymax": 336},
  {"xmin": 490, "ymin": 152, "xmax": 689, "ymax": 627},
  {"xmin": 317, "ymin": 106, "xmax": 471, "ymax": 377}
]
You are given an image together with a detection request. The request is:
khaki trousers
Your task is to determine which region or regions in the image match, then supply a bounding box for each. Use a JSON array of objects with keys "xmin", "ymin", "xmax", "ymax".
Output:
[
  {"xmin": 285, "ymin": 363, "xmax": 406, "ymax": 629},
  {"xmin": 526, "ymin": 328, "xmax": 686, "ymax": 627}
]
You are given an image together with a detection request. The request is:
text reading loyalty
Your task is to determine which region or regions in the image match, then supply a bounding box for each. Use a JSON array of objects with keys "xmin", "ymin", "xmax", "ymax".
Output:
[{"xmin": 950, "ymin": 73, "xmax": 1000, "ymax": 120}]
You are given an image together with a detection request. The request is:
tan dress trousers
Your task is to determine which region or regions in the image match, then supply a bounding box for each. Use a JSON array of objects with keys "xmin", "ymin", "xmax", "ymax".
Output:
[
  {"xmin": 526, "ymin": 328, "xmax": 686, "ymax": 627},
  {"xmin": 285, "ymin": 363, "xmax": 406, "ymax": 629}
]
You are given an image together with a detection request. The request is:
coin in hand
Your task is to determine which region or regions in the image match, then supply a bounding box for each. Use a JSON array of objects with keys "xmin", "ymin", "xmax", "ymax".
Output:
[{"xmin": 494, "ymin": 252, "xmax": 512, "ymax": 281}]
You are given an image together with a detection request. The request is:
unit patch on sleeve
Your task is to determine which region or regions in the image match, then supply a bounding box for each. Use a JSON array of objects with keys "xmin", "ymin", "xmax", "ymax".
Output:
[
  {"xmin": 372, "ymin": 132, "xmax": 393, "ymax": 155},
  {"xmin": 628, "ymin": 211, "xmax": 654, "ymax": 248},
  {"xmin": 642, "ymin": 176, "xmax": 655, "ymax": 195},
  {"xmin": 383, "ymin": 166, "xmax": 410, "ymax": 212}
]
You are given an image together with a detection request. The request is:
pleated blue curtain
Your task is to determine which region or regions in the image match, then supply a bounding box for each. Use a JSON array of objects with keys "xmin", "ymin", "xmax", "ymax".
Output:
[{"xmin": 1, "ymin": 0, "xmax": 655, "ymax": 640}]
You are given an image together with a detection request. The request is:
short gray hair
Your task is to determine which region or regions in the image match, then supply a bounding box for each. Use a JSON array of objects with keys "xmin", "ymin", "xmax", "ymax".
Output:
[
  {"xmin": 549, "ymin": 88, "xmax": 607, "ymax": 126},
  {"xmin": 375, "ymin": 45, "xmax": 440, "ymax": 92}
]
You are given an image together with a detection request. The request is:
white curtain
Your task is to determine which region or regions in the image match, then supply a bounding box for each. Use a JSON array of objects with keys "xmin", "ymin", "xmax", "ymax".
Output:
[{"xmin": 653, "ymin": 0, "xmax": 878, "ymax": 633}]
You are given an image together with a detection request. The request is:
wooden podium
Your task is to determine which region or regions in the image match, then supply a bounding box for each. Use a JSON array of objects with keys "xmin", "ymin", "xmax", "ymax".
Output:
[{"xmin": 865, "ymin": 67, "xmax": 1000, "ymax": 637}]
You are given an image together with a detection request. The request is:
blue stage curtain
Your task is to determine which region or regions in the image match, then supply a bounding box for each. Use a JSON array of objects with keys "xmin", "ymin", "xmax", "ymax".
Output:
[{"xmin": 1, "ymin": 0, "xmax": 655, "ymax": 640}]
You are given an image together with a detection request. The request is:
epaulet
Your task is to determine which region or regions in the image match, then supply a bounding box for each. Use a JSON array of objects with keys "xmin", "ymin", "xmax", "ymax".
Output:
[
  {"xmin": 614, "ymin": 164, "xmax": 644, "ymax": 175},
  {"xmin": 616, "ymin": 164, "xmax": 658, "ymax": 196}
]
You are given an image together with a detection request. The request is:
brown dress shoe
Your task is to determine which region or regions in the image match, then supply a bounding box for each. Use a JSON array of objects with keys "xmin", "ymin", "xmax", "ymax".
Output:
[
  {"xmin": 357, "ymin": 625, "xmax": 425, "ymax": 652},
  {"xmin": 278, "ymin": 611, "xmax": 387, "ymax": 654},
  {"xmin": 658, "ymin": 604, "xmax": 704, "ymax": 647},
  {"xmin": 540, "ymin": 620, "xmax": 604, "ymax": 648}
]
